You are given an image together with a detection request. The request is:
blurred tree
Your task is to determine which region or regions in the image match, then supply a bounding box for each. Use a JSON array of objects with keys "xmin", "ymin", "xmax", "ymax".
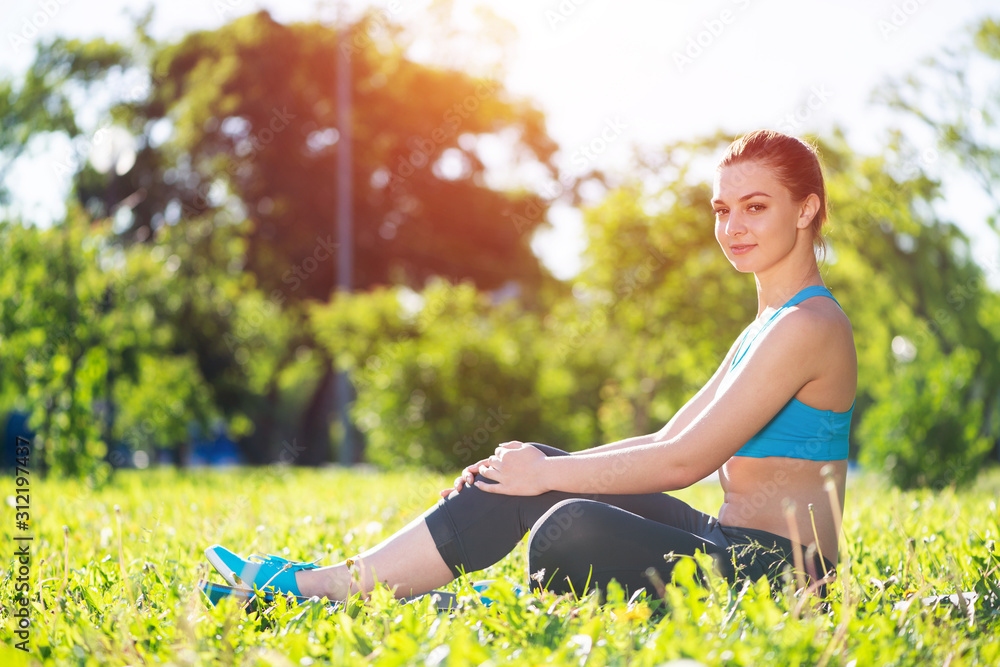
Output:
[
  {"xmin": 111, "ymin": 213, "xmax": 289, "ymax": 464},
  {"xmin": 0, "ymin": 36, "xmax": 130, "ymax": 205},
  {"xmin": 0, "ymin": 208, "xmax": 119, "ymax": 481},
  {"xmin": 67, "ymin": 9, "xmax": 558, "ymax": 297},
  {"xmin": 857, "ymin": 345, "xmax": 993, "ymax": 489},
  {"xmin": 1, "ymin": 8, "xmax": 563, "ymax": 465},
  {"xmin": 0, "ymin": 205, "xmax": 290, "ymax": 481},
  {"xmin": 310, "ymin": 281, "xmax": 605, "ymax": 470},
  {"xmin": 0, "ymin": 205, "xmax": 267, "ymax": 482},
  {"xmin": 821, "ymin": 132, "xmax": 1000, "ymax": 487},
  {"xmin": 878, "ymin": 17, "xmax": 1000, "ymax": 231},
  {"xmin": 568, "ymin": 135, "xmax": 756, "ymax": 441},
  {"xmin": 873, "ymin": 15, "xmax": 1000, "ymax": 466}
]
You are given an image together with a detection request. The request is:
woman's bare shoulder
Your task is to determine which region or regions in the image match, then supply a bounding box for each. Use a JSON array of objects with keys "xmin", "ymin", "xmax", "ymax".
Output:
[
  {"xmin": 774, "ymin": 296, "xmax": 857, "ymax": 408},
  {"xmin": 784, "ymin": 294, "xmax": 855, "ymax": 347}
]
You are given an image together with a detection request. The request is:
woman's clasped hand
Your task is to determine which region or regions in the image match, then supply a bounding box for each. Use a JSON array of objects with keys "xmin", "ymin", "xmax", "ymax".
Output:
[{"xmin": 440, "ymin": 441, "xmax": 549, "ymax": 498}]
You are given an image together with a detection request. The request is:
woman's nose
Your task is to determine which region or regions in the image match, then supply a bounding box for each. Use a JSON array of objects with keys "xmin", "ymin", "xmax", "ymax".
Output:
[{"xmin": 726, "ymin": 212, "xmax": 747, "ymax": 236}]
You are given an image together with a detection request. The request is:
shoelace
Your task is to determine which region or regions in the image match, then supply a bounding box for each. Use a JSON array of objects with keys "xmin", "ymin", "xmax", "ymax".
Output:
[
  {"xmin": 248, "ymin": 553, "xmax": 322, "ymax": 572},
  {"xmin": 242, "ymin": 553, "xmax": 323, "ymax": 601}
]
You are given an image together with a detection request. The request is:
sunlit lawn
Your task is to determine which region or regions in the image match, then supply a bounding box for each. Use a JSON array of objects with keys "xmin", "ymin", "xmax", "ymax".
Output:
[{"xmin": 2, "ymin": 464, "xmax": 999, "ymax": 666}]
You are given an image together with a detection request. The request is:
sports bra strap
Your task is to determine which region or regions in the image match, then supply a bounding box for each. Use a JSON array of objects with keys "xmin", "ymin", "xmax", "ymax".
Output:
[
  {"xmin": 731, "ymin": 285, "xmax": 839, "ymax": 369},
  {"xmin": 781, "ymin": 285, "xmax": 839, "ymax": 309}
]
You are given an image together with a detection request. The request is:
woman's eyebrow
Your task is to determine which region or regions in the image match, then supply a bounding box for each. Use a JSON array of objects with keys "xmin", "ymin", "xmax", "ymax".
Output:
[
  {"xmin": 711, "ymin": 191, "xmax": 771, "ymax": 205},
  {"xmin": 738, "ymin": 191, "xmax": 771, "ymax": 202}
]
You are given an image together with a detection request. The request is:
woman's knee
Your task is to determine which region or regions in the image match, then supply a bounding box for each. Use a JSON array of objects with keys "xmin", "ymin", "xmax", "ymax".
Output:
[
  {"xmin": 527, "ymin": 500, "xmax": 604, "ymax": 567},
  {"xmin": 527, "ymin": 499, "xmax": 622, "ymax": 594}
]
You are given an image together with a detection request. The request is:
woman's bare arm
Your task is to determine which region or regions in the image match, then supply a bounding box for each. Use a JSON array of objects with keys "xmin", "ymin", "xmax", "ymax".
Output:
[
  {"xmin": 476, "ymin": 311, "xmax": 832, "ymax": 496},
  {"xmin": 445, "ymin": 328, "xmax": 745, "ymax": 498},
  {"xmin": 571, "ymin": 332, "xmax": 745, "ymax": 456}
]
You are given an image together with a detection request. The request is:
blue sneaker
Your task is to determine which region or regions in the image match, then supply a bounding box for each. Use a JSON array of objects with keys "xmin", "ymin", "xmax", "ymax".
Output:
[
  {"xmin": 204, "ymin": 545, "xmax": 320, "ymax": 597},
  {"xmin": 470, "ymin": 579, "xmax": 527, "ymax": 606},
  {"xmin": 198, "ymin": 578, "xmax": 314, "ymax": 607}
]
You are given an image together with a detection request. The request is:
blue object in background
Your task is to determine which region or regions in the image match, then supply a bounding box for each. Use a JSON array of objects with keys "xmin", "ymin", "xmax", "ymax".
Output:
[
  {"xmin": 188, "ymin": 426, "xmax": 244, "ymax": 467},
  {"xmin": 2, "ymin": 411, "xmax": 35, "ymax": 471},
  {"xmin": 2, "ymin": 411, "xmax": 243, "ymax": 470}
]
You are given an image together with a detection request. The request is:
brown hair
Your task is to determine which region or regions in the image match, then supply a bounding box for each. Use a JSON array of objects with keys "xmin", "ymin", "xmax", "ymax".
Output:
[{"xmin": 718, "ymin": 129, "xmax": 829, "ymax": 255}]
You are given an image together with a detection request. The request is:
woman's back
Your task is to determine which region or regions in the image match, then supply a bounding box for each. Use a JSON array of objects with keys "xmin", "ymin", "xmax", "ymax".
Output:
[{"xmin": 716, "ymin": 288, "xmax": 856, "ymax": 564}]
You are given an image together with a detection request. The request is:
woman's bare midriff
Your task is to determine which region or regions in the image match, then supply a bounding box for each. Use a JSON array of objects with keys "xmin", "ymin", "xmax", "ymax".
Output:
[{"xmin": 717, "ymin": 455, "xmax": 847, "ymax": 564}]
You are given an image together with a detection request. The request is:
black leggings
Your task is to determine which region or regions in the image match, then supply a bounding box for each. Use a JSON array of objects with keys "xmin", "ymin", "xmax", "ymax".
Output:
[{"xmin": 422, "ymin": 444, "xmax": 834, "ymax": 597}]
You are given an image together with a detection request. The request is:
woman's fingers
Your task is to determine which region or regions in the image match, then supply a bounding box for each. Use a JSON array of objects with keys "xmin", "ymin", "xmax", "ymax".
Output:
[
  {"xmin": 467, "ymin": 458, "xmax": 489, "ymax": 472},
  {"xmin": 443, "ymin": 460, "xmax": 486, "ymax": 499},
  {"xmin": 443, "ymin": 452, "xmax": 512, "ymax": 498},
  {"xmin": 441, "ymin": 446, "xmax": 523, "ymax": 497},
  {"xmin": 443, "ymin": 470, "xmax": 469, "ymax": 497},
  {"xmin": 493, "ymin": 441, "xmax": 519, "ymax": 456},
  {"xmin": 460, "ymin": 459, "xmax": 488, "ymax": 476}
]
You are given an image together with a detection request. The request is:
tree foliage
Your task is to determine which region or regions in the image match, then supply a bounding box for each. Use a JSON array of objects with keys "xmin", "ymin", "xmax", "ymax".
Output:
[
  {"xmin": 568, "ymin": 140, "xmax": 755, "ymax": 440},
  {"xmin": 1, "ymin": 8, "xmax": 566, "ymax": 469},
  {"xmin": 75, "ymin": 9, "xmax": 559, "ymax": 297},
  {"xmin": 851, "ymin": 18, "xmax": 1000, "ymax": 485},
  {"xmin": 2, "ymin": 11, "xmax": 999, "ymax": 489},
  {"xmin": 310, "ymin": 281, "xmax": 605, "ymax": 470}
]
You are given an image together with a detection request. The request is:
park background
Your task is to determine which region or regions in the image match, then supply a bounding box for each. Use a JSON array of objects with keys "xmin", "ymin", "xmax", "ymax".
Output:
[
  {"xmin": 1, "ymin": 0, "xmax": 999, "ymax": 488},
  {"xmin": 3, "ymin": 1, "xmax": 1000, "ymax": 665}
]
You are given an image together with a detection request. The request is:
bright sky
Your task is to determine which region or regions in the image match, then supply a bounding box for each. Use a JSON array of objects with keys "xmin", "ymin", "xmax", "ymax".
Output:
[{"xmin": 1, "ymin": 0, "xmax": 997, "ymax": 280}]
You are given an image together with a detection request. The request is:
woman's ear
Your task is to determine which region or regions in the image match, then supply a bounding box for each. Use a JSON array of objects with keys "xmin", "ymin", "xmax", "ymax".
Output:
[{"xmin": 797, "ymin": 193, "xmax": 821, "ymax": 229}]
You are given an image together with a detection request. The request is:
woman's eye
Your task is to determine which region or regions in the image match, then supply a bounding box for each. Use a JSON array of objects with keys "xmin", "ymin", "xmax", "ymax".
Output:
[
  {"xmin": 747, "ymin": 204, "xmax": 765, "ymax": 213},
  {"xmin": 714, "ymin": 208, "xmax": 728, "ymax": 217}
]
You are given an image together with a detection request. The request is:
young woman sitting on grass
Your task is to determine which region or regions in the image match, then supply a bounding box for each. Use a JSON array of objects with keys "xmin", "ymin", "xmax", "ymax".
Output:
[{"xmin": 206, "ymin": 129, "xmax": 857, "ymax": 601}]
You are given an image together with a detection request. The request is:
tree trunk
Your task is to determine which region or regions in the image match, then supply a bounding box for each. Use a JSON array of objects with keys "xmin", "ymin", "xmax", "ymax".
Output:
[{"xmin": 297, "ymin": 358, "xmax": 335, "ymax": 466}]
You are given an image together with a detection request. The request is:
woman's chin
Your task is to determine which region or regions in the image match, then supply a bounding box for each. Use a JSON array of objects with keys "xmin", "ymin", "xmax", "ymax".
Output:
[{"xmin": 727, "ymin": 258, "xmax": 756, "ymax": 273}]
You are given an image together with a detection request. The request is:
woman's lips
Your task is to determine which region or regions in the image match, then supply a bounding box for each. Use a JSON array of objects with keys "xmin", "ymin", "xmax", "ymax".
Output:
[{"xmin": 731, "ymin": 244, "xmax": 756, "ymax": 255}]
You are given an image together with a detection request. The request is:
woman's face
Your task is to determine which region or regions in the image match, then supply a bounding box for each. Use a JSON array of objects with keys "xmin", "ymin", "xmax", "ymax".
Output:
[{"xmin": 711, "ymin": 160, "xmax": 815, "ymax": 274}]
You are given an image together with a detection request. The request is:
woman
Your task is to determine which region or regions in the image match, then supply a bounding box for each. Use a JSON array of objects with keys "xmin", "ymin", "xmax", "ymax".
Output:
[{"xmin": 206, "ymin": 129, "xmax": 856, "ymax": 600}]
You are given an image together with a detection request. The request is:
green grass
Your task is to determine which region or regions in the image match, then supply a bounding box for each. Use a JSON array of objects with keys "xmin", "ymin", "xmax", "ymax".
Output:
[{"xmin": 2, "ymin": 465, "xmax": 999, "ymax": 666}]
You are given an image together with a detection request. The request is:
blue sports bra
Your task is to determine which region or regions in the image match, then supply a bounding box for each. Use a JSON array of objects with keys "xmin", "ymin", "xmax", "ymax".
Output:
[{"xmin": 731, "ymin": 285, "xmax": 854, "ymax": 461}]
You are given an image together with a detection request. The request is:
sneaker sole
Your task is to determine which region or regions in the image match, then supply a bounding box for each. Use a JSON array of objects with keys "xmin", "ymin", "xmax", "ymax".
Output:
[
  {"xmin": 197, "ymin": 578, "xmax": 464, "ymax": 612},
  {"xmin": 205, "ymin": 546, "xmax": 243, "ymax": 589},
  {"xmin": 199, "ymin": 578, "xmax": 312, "ymax": 607}
]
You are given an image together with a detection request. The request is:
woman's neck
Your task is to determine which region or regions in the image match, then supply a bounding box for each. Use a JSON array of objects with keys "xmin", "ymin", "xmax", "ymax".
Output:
[{"xmin": 752, "ymin": 257, "xmax": 824, "ymax": 318}]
